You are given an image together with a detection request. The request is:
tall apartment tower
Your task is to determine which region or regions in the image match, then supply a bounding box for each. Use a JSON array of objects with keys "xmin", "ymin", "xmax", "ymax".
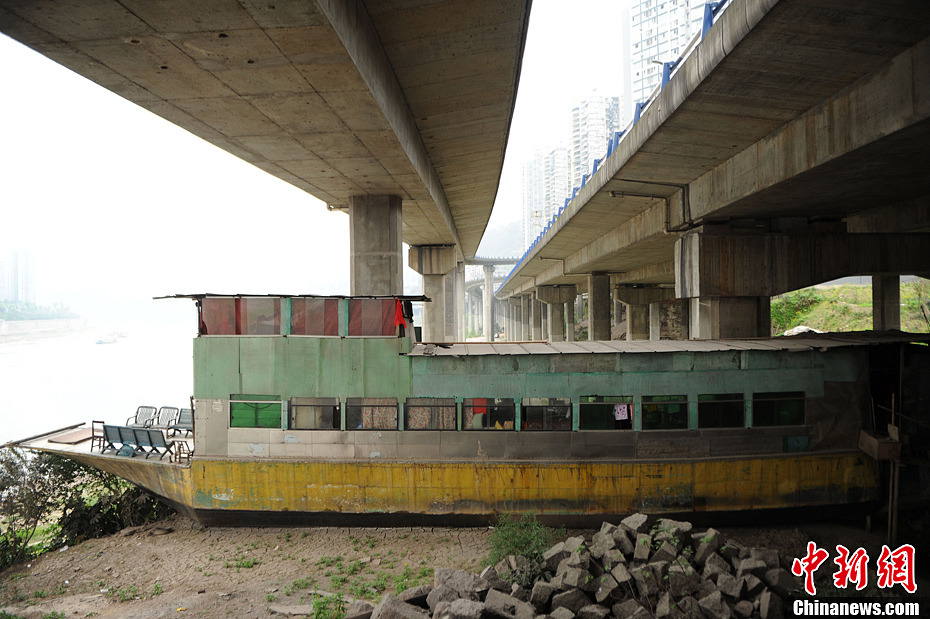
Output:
[
  {"xmin": 522, "ymin": 146, "xmax": 571, "ymax": 248},
  {"xmin": 570, "ymin": 96, "xmax": 620, "ymax": 188},
  {"xmin": 0, "ymin": 250, "xmax": 35, "ymax": 304},
  {"xmin": 629, "ymin": 0, "xmax": 706, "ymax": 105}
]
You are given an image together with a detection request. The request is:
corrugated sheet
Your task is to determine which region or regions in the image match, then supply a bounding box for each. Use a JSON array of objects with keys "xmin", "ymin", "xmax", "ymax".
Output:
[{"xmin": 407, "ymin": 331, "xmax": 930, "ymax": 357}]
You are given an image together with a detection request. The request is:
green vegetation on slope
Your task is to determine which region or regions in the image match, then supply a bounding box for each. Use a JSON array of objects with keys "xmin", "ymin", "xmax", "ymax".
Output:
[{"xmin": 770, "ymin": 280, "xmax": 930, "ymax": 335}]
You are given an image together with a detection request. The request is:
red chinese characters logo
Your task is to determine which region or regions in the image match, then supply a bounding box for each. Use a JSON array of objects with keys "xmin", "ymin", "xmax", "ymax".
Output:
[
  {"xmin": 792, "ymin": 541, "xmax": 830, "ymax": 595},
  {"xmin": 833, "ymin": 545, "xmax": 870, "ymax": 591},
  {"xmin": 876, "ymin": 544, "xmax": 917, "ymax": 594},
  {"xmin": 792, "ymin": 542, "xmax": 918, "ymax": 596}
]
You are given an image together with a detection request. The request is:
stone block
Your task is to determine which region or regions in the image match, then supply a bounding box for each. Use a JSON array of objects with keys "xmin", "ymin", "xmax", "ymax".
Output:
[
  {"xmin": 370, "ymin": 596, "xmax": 429, "ymax": 619},
  {"xmin": 484, "ymin": 589, "xmax": 535, "ymax": 619},
  {"xmin": 529, "ymin": 581, "xmax": 556, "ymax": 610},
  {"xmin": 620, "ymin": 513, "xmax": 649, "ymax": 534},
  {"xmin": 575, "ymin": 604, "xmax": 609, "ymax": 619},
  {"xmin": 550, "ymin": 588, "xmax": 591, "ymax": 614},
  {"xmin": 633, "ymin": 534, "xmax": 652, "ymax": 562},
  {"xmin": 434, "ymin": 599, "xmax": 484, "ymax": 619}
]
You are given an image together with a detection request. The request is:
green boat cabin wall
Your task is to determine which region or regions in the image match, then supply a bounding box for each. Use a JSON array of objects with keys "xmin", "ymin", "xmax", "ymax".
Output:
[{"xmin": 193, "ymin": 322, "xmax": 868, "ymax": 437}]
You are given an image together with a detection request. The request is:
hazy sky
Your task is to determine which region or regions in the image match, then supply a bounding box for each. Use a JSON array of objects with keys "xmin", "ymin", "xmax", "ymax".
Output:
[{"xmin": 0, "ymin": 0, "xmax": 627, "ymax": 320}]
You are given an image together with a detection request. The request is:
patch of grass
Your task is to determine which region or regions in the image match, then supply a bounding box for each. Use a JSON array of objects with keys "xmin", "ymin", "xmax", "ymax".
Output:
[
  {"xmin": 150, "ymin": 582, "xmax": 164, "ymax": 597},
  {"xmin": 266, "ymin": 594, "xmax": 278, "ymax": 602},
  {"xmin": 225, "ymin": 557, "xmax": 260, "ymax": 569},
  {"xmin": 316, "ymin": 556, "xmax": 343, "ymax": 568},
  {"xmin": 284, "ymin": 577, "xmax": 315, "ymax": 596},
  {"xmin": 392, "ymin": 566, "xmax": 432, "ymax": 594},
  {"xmin": 329, "ymin": 574, "xmax": 348, "ymax": 590},
  {"xmin": 487, "ymin": 513, "xmax": 560, "ymax": 566},
  {"xmin": 42, "ymin": 613, "xmax": 65, "ymax": 619},
  {"xmin": 109, "ymin": 585, "xmax": 139, "ymax": 603},
  {"xmin": 32, "ymin": 590, "xmax": 48, "ymax": 599},
  {"xmin": 344, "ymin": 560, "xmax": 365, "ymax": 576},
  {"xmin": 309, "ymin": 593, "xmax": 346, "ymax": 619}
]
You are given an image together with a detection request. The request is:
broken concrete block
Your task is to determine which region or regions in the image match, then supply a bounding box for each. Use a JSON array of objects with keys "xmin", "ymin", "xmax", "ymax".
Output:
[
  {"xmin": 550, "ymin": 608, "xmax": 575, "ymax": 619},
  {"xmin": 763, "ymin": 568, "xmax": 795, "ymax": 597},
  {"xmin": 650, "ymin": 540, "xmax": 679, "ymax": 564},
  {"xmin": 589, "ymin": 530, "xmax": 616, "ymax": 559},
  {"xmin": 611, "ymin": 527, "xmax": 635, "ymax": 556},
  {"xmin": 620, "ymin": 513, "xmax": 649, "ymax": 534},
  {"xmin": 543, "ymin": 542, "xmax": 569, "ymax": 573},
  {"xmin": 612, "ymin": 599, "xmax": 649, "ymax": 619},
  {"xmin": 735, "ymin": 558, "xmax": 768, "ymax": 581},
  {"xmin": 633, "ymin": 533, "xmax": 652, "ymax": 562},
  {"xmin": 609, "ymin": 563, "xmax": 632, "ymax": 588},
  {"xmin": 750, "ymin": 548, "xmax": 780, "ymax": 569},
  {"xmin": 759, "ymin": 589, "xmax": 784, "ymax": 619},
  {"xmin": 600, "ymin": 548, "xmax": 625, "ymax": 570},
  {"xmin": 484, "ymin": 589, "xmax": 536, "ymax": 619},
  {"xmin": 693, "ymin": 529, "xmax": 723, "ymax": 565},
  {"xmin": 742, "ymin": 574, "xmax": 764, "ymax": 598},
  {"xmin": 702, "ymin": 552, "xmax": 732, "ymax": 581},
  {"xmin": 717, "ymin": 573, "xmax": 744, "ymax": 600},
  {"xmin": 550, "ymin": 588, "xmax": 591, "ymax": 614},
  {"xmin": 370, "ymin": 595, "xmax": 429, "ymax": 619},
  {"xmin": 734, "ymin": 600, "xmax": 754, "ymax": 618},
  {"xmin": 427, "ymin": 586, "xmax": 462, "ymax": 612},
  {"xmin": 434, "ymin": 569, "xmax": 489, "ymax": 598},
  {"xmin": 698, "ymin": 590, "xmax": 731, "ymax": 619},
  {"xmin": 576, "ymin": 604, "xmax": 609, "ymax": 619},
  {"xmin": 434, "ymin": 599, "xmax": 485, "ymax": 619},
  {"xmin": 593, "ymin": 574, "xmax": 619, "ymax": 604},
  {"xmin": 630, "ymin": 565, "xmax": 659, "ymax": 598},
  {"xmin": 397, "ymin": 585, "xmax": 432, "ymax": 608},
  {"xmin": 668, "ymin": 561, "xmax": 700, "ymax": 598},
  {"xmin": 529, "ymin": 581, "xmax": 556, "ymax": 611}
]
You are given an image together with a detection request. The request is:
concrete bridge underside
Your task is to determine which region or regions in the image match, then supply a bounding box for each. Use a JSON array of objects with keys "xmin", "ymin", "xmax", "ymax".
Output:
[
  {"xmin": 0, "ymin": 0, "xmax": 531, "ymax": 297},
  {"xmin": 497, "ymin": 0, "xmax": 930, "ymax": 341}
]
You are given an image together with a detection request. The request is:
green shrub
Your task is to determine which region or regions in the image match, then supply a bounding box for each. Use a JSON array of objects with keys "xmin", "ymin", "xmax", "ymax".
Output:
[
  {"xmin": 310, "ymin": 593, "xmax": 346, "ymax": 619},
  {"xmin": 770, "ymin": 288, "xmax": 824, "ymax": 334},
  {"xmin": 487, "ymin": 513, "xmax": 559, "ymax": 566}
]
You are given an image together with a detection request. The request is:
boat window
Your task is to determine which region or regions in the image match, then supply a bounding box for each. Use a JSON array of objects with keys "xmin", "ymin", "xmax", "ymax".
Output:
[
  {"xmin": 521, "ymin": 397, "xmax": 572, "ymax": 431},
  {"xmin": 291, "ymin": 298, "xmax": 339, "ymax": 336},
  {"xmin": 462, "ymin": 398, "xmax": 515, "ymax": 430},
  {"xmin": 753, "ymin": 392, "xmax": 805, "ymax": 426},
  {"xmin": 238, "ymin": 297, "xmax": 280, "ymax": 335},
  {"xmin": 404, "ymin": 398, "xmax": 456, "ymax": 430},
  {"xmin": 289, "ymin": 397, "xmax": 340, "ymax": 430},
  {"xmin": 200, "ymin": 298, "xmax": 236, "ymax": 335},
  {"xmin": 348, "ymin": 299, "xmax": 397, "ymax": 336},
  {"xmin": 230, "ymin": 394, "xmax": 282, "ymax": 428},
  {"xmin": 642, "ymin": 395, "xmax": 688, "ymax": 430},
  {"xmin": 579, "ymin": 396, "xmax": 633, "ymax": 430},
  {"xmin": 698, "ymin": 393, "xmax": 744, "ymax": 428},
  {"xmin": 345, "ymin": 398, "xmax": 398, "ymax": 430}
]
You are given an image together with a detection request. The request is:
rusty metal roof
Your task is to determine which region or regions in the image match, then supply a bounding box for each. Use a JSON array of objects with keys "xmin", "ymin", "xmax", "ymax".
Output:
[{"xmin": 406, "ymin": 331, "xmax": 930, "ymax": 357}]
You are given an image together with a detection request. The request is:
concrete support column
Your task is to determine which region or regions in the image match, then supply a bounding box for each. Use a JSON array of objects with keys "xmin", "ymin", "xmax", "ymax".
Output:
[
  {"xmin": 349, "ymin": 194, "xmax": 403, "ymax": 295},
  {"xmin": 421, "ymin": 274, "xmax": 444, "ymax": 342},
  {"xmin": 688, "ymin": 297, "xmax": 771, "ymax": 339},
  {"xmin": 872, "ymin": 275, "xmax": 900, "ymax": 331},
  {"xmin": 511, "ymin": 299, "xmax": 523, "ymax": 341},
  {"xmin": 454, "ymin": 262, "xmax": 465, "ymax": 341},
  {"xmin": 536, "ymin": 285, "xmax": 576, "ymax": 343},
  {"xmin": 483, "ymin": 265, "xmax": 495, "ymax": 341},
  {"xmin": 549, "ymin": 302, "xmax": 566, "ymax": 342},
  {"xmin": 649, "ymin": 302, "xmax": 662, "ymax": 341},
  {"xmin": 409, "ymin": 245, "xmax": 455, "ymax": 342},
  {"xmin": 626, "ymin": 305, "xmax": 650, "ymax": 341},
  {"xmin": 519, "ymin": 295, "xmax": 530, "ymax": 342},
  {"xmin": 588, "ymin": 273, "xmax": 611, "ymax": 341},
  {"xmin": 530, "ymin": 297, "xmax": 543, "ymax": 340},
  {"xmin": 565, "ymin": 298, "xmax": 575, "ymax": 342}
]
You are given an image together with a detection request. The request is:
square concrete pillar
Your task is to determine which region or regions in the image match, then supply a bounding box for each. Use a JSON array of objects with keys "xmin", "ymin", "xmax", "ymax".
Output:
[
  {"xmin": 649, "ymin": 302, "xmax": 662, "ymax": 341},
  {"xmin": 588, "ymin": 273, "xmax": 611, "ymax": 341},
  {"xmin": 872, "ymin": 275, "xmax": 900, "ymax": 331},
  {"xmin": 548, "ymin": 302, "xmax": 565, "ymax": 342},
  {"xmin": 421, "ymin": 274, "xmax": 444, "ymax": 341},
  {"xmin": 625, "ymin": 304, "xmax": 650, "ymax": 341},
  {"xmin": 689, "ymin": 297, "xmax": 771, "ymax": 339},
  {"xmin": 483, "ymin": 265, "xmax": 495, "ymax": 341},
  {"xmin": 349, "ymin": 194, "xmax": 402, "ymax": 295},
  {"xmin": 565, "ymin": 299, "xmax": 575, "ymax": 342},
  {"xmin": 454, "ymin": 262, "xmax": 465, "ymax": 341},
  {"xmin": 530, "ymin": 297, "xmax": 543, "ymax": 340},
  {"xmin": 520, "ymin": 295, "xmax": 530, "ymax": 341}
]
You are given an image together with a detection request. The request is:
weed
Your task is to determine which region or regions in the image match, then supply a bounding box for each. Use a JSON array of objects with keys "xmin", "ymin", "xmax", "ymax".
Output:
[
  {"xmin": 109, "ymin": 585, "xmax": 139, "ymax": 602},
  {"xmin": 317, "ymin": 556, "xmax": 342, "ymax": 568},
  {"xmin": 42, "ymin": 613, "xmax": 65, "ymax": 619},
  {"xmin": 487, "ymin": 513, "xmax": 559, "ymax": 566},
  {"xmin": 151, "ymin": 582, "xmax": 164, "ymax": 597},
  {"xmin": 372, "ymin": 573, "xmax": 389, "ymax": 593},
  {"xmin": 225, "ymin": 558, "xmax": 259, "ymax": 569},
  {"xmin": 266, "ymin": 594, "xmax": 278, "ymax": 602},
  {"xmin": 344, "ymin": 560, "xmax": 365, "ymax": 576},
  {"xmin": 32, "ymin": 591, "xmax": 47, "ymax": 599},
  {"xmin": 0, "ymin": 612, "xmax": 22, "ymax": 619},
  {"xmin": 329, "ymin": 574, "xmax": 348, "ymax": 590},
  {"xmin": 309, "ymin": 593, "xmax": 346, "ymax": 619},
  {"xmin": 284, "ymin": 578, "xmax": 315, "ymax": 596}
]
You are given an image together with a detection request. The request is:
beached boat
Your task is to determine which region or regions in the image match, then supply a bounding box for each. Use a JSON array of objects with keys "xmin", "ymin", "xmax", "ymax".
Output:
[{"xmin": 13, "ymin": 293, "xmax": 929, "ymax": 526}]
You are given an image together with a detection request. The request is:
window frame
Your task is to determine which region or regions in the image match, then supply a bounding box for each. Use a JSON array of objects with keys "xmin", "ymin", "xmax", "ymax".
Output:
[
  {"xmin": 697, "ymin": 393, "xmax": 745, "ymax": 429},
  {"xmin": 641, "ymin": 394, "xmax": 689, "ymax": 430},
  {"xmin": 229, "ymin": 394, "xmax": 283, "ymax": 429},
  {"xmin": 520, "ymin": 397, "xmax": 573, "ymax": 432},
  {"xmin": 578, "ymin": 395, "xmax": 634, "ymax": 431},
  {"xmin": 462, "ymin": 398, "xmax": 516, "ymax": 431},
  {"xmin": 403, "ymin": 398, "xmax": 457, "ymax": 431},
  {"xmin": 752, "ymin": 391, "xmax": 806, "ymax": 427},
  {"xmin": 288, "ymin": 397, "xmax": 341, "ymax": 430},
  {"xmin": 345, "ymin": 398, "xmax": 399, "ymax": 431}
]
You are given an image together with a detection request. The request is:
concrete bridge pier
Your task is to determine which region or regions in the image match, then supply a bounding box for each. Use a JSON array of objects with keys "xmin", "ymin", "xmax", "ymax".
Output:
[
  {"xmin": 519, "ymin": 295, "xmax": 531, "ymax": 342},
  {"xmin": 537, "ymin": 285, "xmax": 576, "ymax": 343},
  {"xmin": 530, "ymin": 296, "xmax": 543, "ymax": 340},
  {"xmin": 588, "ymin": 273, "xmax": 611, "ymax": 341},
  {"xmin": 483, "ymin": 265, "xmax": 495, "ymax": 341},
  {"xmin": 615, "ymin": 286, "xmax": 675, "ymax": 341},
  {"xmin": 565, "ymin": 294, "xmax": 576, "ymax": 342},
  {"xmin": 872, "ymin": 275, "xmax": 900, "ymax": 331},
  {"xmin": 409, "ymin": 245, "xmax": 456, "ymax": 342},
  {"xmin": 349, "ymin": 195, "xmax": 403, "ymax": 295}
]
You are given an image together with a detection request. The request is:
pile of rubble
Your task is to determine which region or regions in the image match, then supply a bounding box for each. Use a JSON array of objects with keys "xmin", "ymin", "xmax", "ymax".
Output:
[{"xmin": 365, "ymin": 513, "xmax": 799, "ymax": 619}]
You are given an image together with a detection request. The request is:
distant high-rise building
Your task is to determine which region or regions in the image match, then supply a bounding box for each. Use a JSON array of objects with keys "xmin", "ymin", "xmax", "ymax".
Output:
[
  {"xmin": 629, "ymin": 0, "xmax": 705, "ymax": 105},
  {"xmin": 522, "ymin": 146, "xmax": 571, "ymax": 248},
  {"xmin": 570, "ymin": 96, "xmax": 620, "ymax": 188},
  {"xmin": 0, "ymin": 250, "xmax": 35, "ymax": 304}
]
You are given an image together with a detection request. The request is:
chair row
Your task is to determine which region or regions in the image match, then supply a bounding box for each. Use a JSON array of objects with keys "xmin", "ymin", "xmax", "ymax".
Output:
[
  {"xmin": 100, "ymin": 424, "xmax": 178, "ymax": 460},
  {"xmin": 127, "ymin": 405, "xmax": 193, "ymax": 437}
]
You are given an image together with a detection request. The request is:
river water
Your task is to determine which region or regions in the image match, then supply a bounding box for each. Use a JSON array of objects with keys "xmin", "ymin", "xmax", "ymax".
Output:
[{"xmin": 0, "ymin": 322, "xmax": 193, "ymax": 444}]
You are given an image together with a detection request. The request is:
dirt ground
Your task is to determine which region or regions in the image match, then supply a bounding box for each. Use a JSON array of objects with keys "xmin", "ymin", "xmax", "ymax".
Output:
[
  {"xmin": 0, "ymin": 515, "xmax": 915, "ymax": 618},
  {"xmin": 0, "ymin": 515, "xmax": 494, "ymax": 618}
]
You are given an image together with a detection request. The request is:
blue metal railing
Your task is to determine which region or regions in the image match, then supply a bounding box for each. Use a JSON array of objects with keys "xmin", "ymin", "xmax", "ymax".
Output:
[{"xmin": 497, "ymin": 0, "xmax": 732, "ymax": 295}]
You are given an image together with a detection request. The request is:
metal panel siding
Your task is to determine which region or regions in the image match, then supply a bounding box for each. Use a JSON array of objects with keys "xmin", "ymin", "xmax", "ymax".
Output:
[
  {"xmin": 239, "ymin": 337, "xmax": 280, "ymax": 396},
  {"xmin": 193, "ymin": 338, "xmax": 241, "ymax": 399}
]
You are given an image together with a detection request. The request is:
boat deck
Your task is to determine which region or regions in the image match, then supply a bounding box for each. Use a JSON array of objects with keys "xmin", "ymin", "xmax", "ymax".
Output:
[{"xmin": 10, "ymin": 423, "xmax": 193, "ymax": 468}]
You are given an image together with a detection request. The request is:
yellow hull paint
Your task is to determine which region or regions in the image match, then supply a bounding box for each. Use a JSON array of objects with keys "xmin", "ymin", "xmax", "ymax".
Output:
[
  {"xmin": 182, "ymin": 452, "xmax": 877, "ymax": 516},
  {"xmin": 61, "ymin": 451, "xmax": 878, "ymax": 519}
]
